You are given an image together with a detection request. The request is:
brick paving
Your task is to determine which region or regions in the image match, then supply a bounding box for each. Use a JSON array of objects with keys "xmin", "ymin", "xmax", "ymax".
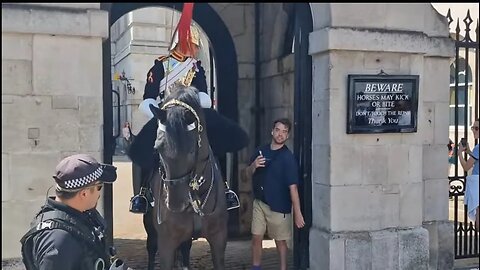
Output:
[
  {"xmin": 115, "ymin": 237, "xmax": 294, "ymax": 270},
  {"xmin": 3, "ymin": 242, "xmax": 479, "ymax": 269}
]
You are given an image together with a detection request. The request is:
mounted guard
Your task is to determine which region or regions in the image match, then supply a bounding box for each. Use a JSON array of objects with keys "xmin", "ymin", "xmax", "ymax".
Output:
[
  {"xmin": 126, "ymin": 4, "xmax": 248, "ymax": 269},
  {"xmin": 128, "ymin": 3, "xmax": 247, "ymax": 215}
]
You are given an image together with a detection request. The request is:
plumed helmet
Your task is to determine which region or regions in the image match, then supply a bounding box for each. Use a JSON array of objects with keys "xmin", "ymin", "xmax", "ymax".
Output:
[{"xmin": 170, "ymin": 24, "xmax": 202, "ymax": 53}]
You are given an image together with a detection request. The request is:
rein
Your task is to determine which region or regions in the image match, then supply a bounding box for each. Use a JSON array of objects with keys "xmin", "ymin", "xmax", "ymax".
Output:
[{"xmin": 158, "ymin": 98, "xmax": 217, "ymax": 216}]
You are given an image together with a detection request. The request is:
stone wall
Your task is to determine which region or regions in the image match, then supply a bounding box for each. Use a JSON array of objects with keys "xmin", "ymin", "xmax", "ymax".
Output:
[
  {"xmin": 210, "ymin": 3, "xmax": 258, "ymax": 234},
  {"xmin": 1, "ymin": 3, "xmax": 108, "ymax": 259},
  {"xmin": 308, "ymin": 3, "xmax": 455, "ymax": 269},
  {"xmin": 211, "ymin": 3, "xmax": 298, "ymax": 235}
]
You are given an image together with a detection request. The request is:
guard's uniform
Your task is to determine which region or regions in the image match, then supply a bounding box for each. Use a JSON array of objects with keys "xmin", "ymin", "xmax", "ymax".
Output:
[
  {"xmin": 128, "ymin": 53, "xmax": 249, "ymax": 214},
  {"xmin": 21, "ymin": 197, "xmax": 110, "ymax": 270}
]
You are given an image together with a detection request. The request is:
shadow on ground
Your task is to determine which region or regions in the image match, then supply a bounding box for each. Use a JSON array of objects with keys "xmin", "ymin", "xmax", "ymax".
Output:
[{"xmin": 115, "ymin": 238, "xmax": 294, "ymax": 270}]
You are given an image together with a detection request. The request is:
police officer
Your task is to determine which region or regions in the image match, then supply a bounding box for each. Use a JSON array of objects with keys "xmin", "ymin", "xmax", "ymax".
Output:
[{"xmin": 20, "ymin": 154, "xmax": 128, "ymax": 270}]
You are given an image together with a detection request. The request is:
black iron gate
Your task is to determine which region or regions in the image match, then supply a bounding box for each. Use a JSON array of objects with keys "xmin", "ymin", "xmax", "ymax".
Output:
[{"xmin": 446, "ymin": 8, "xmax": 479, "ymax": 259}]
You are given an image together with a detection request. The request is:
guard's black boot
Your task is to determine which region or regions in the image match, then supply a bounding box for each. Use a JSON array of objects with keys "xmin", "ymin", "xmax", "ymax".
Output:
[{"xmin": 129, "ymin": 187, "xmax": 149, "ymax": 214}]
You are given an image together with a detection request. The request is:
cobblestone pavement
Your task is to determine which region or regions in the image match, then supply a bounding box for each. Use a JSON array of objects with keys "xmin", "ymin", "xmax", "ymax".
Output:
[
  {"xmin": 3, "ymin": 248, "xmax": 480, "ymax": 270},
  {"xmin": 115, "ymin": 237, "xmax": 294, "ymax": 270},
  {"xmin": 1, "ymin": 238, "xmax": 293, "ymax": 270}
]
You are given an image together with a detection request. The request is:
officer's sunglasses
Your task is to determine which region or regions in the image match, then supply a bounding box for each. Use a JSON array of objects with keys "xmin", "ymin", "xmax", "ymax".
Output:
[
  {"xmin": 85, "ymin": 182, "xmax": 103, "ymax": 191},
  {"xmin": 91, "ymin": 183, "xmax": 103, "ymax": 191}
]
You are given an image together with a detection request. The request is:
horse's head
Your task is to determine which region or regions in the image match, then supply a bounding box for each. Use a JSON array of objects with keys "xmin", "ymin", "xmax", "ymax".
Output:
[{"xmin": 149, "ymin": 85, "xmax": 208, "ymax": 212}]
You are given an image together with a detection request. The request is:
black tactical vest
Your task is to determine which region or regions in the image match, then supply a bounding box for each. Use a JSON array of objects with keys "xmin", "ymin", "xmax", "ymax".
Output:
[{"xmin": 20, "ymin": 205, "xmax": 110, "ymax": 270}]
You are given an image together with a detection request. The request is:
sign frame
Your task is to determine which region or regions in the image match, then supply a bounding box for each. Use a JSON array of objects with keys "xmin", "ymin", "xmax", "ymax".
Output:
[{"xmin": 346, "ymin": 74, "xmax": 419, "ymax": 134}]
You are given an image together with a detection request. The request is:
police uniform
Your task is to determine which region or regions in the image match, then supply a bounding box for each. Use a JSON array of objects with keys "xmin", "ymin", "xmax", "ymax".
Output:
[{"xmin": 20, "ymin": 154, "xmax": 122, "ymax": 270}]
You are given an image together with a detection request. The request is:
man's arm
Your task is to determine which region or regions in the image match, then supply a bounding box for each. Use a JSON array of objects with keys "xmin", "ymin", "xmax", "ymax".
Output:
[
  {"xmin": 289, "ymin": 184, "xmax": 305, "ymax": 229},
  {"xmin": 458, "ymin": 143, "xmax": 476, "ymax": 172},
  {"xmin": 245, "ymin": 151, "xmax": 265, "ymax": 179},
  {"xmin": 246, "ymin": 159, "xmax": 257, "ymax": 179}
]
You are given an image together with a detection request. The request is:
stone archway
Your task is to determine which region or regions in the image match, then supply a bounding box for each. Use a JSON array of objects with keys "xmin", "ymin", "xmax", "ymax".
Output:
[{"xmin": 100, "ymin": 2, "xmax": 240, "ymax": 247}]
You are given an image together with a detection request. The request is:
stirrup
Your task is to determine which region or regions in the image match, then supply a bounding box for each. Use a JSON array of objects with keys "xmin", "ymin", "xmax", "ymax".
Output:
[
  {"xmin": 129, "ymin": 187, "xmax": 149, "ymax": 214},
  {"xmin": 225, "ymin": 189, "xmax": 240, "ymax": 211}
]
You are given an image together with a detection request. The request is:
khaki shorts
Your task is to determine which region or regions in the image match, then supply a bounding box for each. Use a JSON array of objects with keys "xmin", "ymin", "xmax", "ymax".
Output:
[{"xmin": 251, "ymin": 199, "xmax": 292, "ymax": 241}]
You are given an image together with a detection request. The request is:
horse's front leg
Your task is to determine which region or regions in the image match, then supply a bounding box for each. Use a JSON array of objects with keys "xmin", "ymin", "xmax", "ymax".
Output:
[
  {"xmin": 157, "ymin": 237, "xmax": 177, "ymax": 270},
  {"xmin": 143, "ymin": 212, "xmax": 157, "ymax": 270},
  {"xmin": 207, "ymin": 229, "xmax": 227, "ymax": 270},
  {"xmin": 179, "ymin": 238, "xmax": 192, "ymax": 269}
]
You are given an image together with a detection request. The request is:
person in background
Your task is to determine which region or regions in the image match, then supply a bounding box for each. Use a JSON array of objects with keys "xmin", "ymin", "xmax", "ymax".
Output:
[
  {"xmin": 122, "ymin": 122, "xmax": 133, "ymax": 152},
  {"xmin": 457, "ymin": 118, "xmax": 479, "ymax": 226},
  {"xmin": 246, "ymin": 118, "xmax": 305, "ymax": 270},
  {"xmin": 448, "ymin": 138, "xmax": 456, "ymax": 175}
]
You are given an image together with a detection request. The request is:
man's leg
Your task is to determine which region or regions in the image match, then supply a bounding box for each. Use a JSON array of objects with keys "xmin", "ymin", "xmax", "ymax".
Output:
[
  {"xmin": 251, "ymin": 200, "xmax": 267, "ymax": 269},
  {"xmin": 476, "ymin": 206, "xmax": 479, "ymax": 228},
  {"xmin": 265, "ymin": 209, "xmax": 292, "ymax": 270},
  {"xmin": 274, "ymin": 240, "xmax": 288, "ymax": 270},
  {"xmin": 252, "ymin": 234, "xmax": 263, "ymax": 268}
]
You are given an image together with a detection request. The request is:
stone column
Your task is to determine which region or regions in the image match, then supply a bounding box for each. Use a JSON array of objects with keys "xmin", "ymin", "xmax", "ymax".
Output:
[
  {"xmin": 2, "ymin": 3, "xmax": 108, "ymax": 259},
  {"xmin": 308, "ymin": 3, "xmax": 454, "ymax": 269}
]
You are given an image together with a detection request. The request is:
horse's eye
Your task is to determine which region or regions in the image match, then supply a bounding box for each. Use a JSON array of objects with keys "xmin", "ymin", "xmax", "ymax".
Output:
[
  {"xmin": 158, "ymin": 122, "xmax": 167, "ymax": 132},
  {"xmin": 186, "ymin": 122, "xmax": 196, "ymax": 131}
]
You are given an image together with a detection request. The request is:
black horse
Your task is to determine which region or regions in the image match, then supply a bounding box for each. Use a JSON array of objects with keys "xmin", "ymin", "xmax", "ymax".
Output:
[
  {"xmin": 129, "ymin": 105, "xmax": 248, "ymax": 269},
  {"xmin": 146, "ymin": 85, "xmax": 228, "ymax": 269},
  {"xmin": 128, "ymin": 58, "xmax": 248, "ymax": 269}
]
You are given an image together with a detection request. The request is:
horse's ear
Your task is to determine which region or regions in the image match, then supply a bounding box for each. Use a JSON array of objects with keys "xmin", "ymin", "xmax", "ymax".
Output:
[{"xmin": 150, "ymin": 104, "xmax": 166, "ymax": 122}]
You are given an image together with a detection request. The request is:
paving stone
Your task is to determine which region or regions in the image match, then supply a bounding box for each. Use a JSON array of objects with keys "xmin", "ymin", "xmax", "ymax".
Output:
[{"xmin": 115, "ymin": 238, "xmax": 294, "ymax": 270}]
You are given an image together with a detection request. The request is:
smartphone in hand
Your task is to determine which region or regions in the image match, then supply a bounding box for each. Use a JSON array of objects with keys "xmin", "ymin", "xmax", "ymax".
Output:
[{"xmin": 460, "ymin": 138, "xmax": 467, "ymax": 147}]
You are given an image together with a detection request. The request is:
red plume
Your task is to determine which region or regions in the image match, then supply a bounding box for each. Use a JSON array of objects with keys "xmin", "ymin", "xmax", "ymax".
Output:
[{"xmin": 177, "ymin": 3, "xmax": 195, "ymax": 56}]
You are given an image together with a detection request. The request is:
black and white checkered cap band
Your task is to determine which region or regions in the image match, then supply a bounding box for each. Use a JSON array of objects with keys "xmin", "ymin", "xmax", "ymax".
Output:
[{"xmin": 63, "ymin": 166, "xmax": 104, "ymax": 189}]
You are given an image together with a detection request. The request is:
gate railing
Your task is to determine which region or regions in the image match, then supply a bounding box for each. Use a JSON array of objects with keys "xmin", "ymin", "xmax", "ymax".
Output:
[
  {"xmin": 449, "ymin": 177, "xmax": 479, "ymax": 258},
  {"xmin": 446, "ymin": 8, "xmax": 479, "ymax": 259}
]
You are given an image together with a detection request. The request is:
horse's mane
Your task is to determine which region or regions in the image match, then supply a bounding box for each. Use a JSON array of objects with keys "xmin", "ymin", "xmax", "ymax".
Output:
[{"xmin": 160, "ymin": 86, "xmax": 202, "ymax": 158}]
